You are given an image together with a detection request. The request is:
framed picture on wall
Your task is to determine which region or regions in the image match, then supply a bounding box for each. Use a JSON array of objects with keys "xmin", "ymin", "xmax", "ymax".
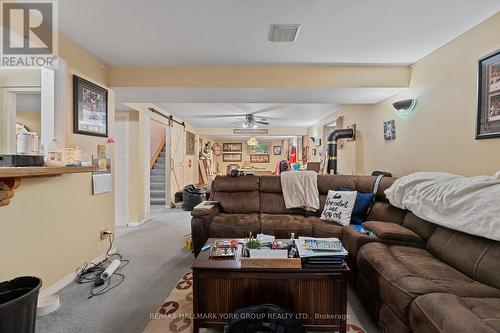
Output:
[
  {"xmin": 383, "ymin": 120, "xmax": 396, "ymax": 140},
  {"xmin": 223, "ymin": 153, "xmax": 242, "ymax": 162},
  {"xmin": 250, "ymin": 154, "xmax": 270, "ymax": 163},
  {"xmin": 186, "ymin": 131, "xmax": 196, "ymax": 155},
  {"xmin": 477, "ymin": 50, "xmax": 500, "ymax": 139},
  {"xmin": 273, "ymin": 146, "xmax": 282, "ymax": 155},
  {"xmin": 223, "ymin": 143, "xmax": 243, "ymax": 152},
  {"xmin": 250, "ymin": 144, "xmax": 269, "ymax": 154},
  {"xmin": 73, "ymin": 75, "xmax": 108, "ymax": 137}
]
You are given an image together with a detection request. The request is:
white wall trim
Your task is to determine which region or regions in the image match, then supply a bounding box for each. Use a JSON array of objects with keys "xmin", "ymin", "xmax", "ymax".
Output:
[
  {"xmin": 53, "ymin": 59, "xmax": 67, "ymax": 146},
  {"xmin": 40, "ymin": 68, "xmax": 55, "ymax": 149},
  {"xmin": 39, "ymin": 247, "xmax": 117, "ymax": 299}
]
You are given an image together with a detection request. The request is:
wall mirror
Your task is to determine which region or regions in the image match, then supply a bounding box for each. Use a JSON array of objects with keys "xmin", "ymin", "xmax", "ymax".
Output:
[{"xmin": 0, "ymin": 65, "xmax": 65, "ymax": 155}]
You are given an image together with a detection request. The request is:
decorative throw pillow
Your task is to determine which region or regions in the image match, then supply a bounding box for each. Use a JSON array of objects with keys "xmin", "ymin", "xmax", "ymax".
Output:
[
  {"xmin": 320, "ymin": 190, "xmax": 357, "ymax": 226},
  {"xmin": 339, "ymin": 187, "xmax": 375, "ymax": 225}
]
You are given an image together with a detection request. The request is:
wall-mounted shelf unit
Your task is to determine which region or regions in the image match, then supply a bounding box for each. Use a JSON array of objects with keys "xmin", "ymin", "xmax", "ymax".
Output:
[{"xmin": 0, "ymin": 166, "xmax": 97, "ymax": 207}]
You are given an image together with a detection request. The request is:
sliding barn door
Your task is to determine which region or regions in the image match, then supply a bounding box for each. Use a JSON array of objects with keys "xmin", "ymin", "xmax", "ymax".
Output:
[{"xmin": 170, "ymin": 124, "xmax": 185, "ymax": 205}]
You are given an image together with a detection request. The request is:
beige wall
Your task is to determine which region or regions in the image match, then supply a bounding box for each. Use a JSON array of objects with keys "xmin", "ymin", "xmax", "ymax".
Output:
[
  {"xmin": 109, "ymin": 65, "xmax": 410, "ymax": 88},
  {"xmin": 0, "ymin": 35, "xmax": 114, "ymax": 290},
  {"xmin": 308, "ymin": 13, "xmax": 500, "ymax": 177}
]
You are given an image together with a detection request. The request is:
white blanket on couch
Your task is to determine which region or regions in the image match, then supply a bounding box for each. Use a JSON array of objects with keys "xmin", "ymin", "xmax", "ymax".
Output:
[
  {"xmin": 280, "ymin": 171, "xmax": 319, "ymax": 212},
  {"xmin": 384, "ymin": 171, "xmax": 500, "ymax": 241}
]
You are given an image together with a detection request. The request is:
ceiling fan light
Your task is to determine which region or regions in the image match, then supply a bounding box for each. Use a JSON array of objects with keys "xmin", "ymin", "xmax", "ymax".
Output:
[
  {"xmin": 247, "ymin": 136, "xmax": 259, "ymax": 146},
  {"xmin": 242, "ymin": 123, "xmax": 249, "ymax": 128},
  {"xmin": 252, "ymin": 124, "xmax": 258, "ymax": 129}
]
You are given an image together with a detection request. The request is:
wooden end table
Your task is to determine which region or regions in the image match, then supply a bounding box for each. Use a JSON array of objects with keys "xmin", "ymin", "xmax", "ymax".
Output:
[{"xmin": 192, "ymin": 238, "xmax": 349, "ymax": 333}]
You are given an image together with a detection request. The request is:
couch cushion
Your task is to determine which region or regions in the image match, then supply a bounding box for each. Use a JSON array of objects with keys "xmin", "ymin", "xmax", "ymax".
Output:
[
  {"xmin": 366, "ymin": 201, "xmax": 406, "ymax": 224},
  {"xmin": 260, "ymin": 214, "xmax": 313, "ymax": 238},
  {"xmin": 357, "ymin": 242, "xmax": 500, "ymax": 324},
  {"xmin": 259, "ymin": 176, "xmax": 305, "ymax": 215},
  {"xmin": 260, "ymin": 192, "xmax": 305, "ymax": 215},
  {"xmin": 212, "ymin": 175, "xmax": 260, "ymax": 192},
  {"xmin": 426, "ymin": 226, "xmax": 500, "ymax": 290},
  {"xmin": 317, "ymin": 175, "xmax": 357, "ymax": 195},
  {"xmin": 307, "ymin": 216, "xmax": 343, "ymax": 238},
  {"xmin": 212, "ymin": 191, "xmax": 260, "ymax": 214},
  {"xmin": 410, "ymin": 293, "xmax": 500, "ymax": 333},
  {"xmin": 401, "ymin": 212, "xmax": 436, "ymax": 241},
  {"xmin": 362, "ymin": 221, "xmax": 424, "ymax": 246},
  {"xmin": 212, "ymin": 176, "xmax": 261, "ymax": 214},
  {"xmin": 209, "ymin": 213, "xmax": 260, "ymax": 238}
]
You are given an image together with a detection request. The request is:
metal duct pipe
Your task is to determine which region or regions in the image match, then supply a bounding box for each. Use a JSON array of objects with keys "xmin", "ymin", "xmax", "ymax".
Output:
[{"xmin": 327, "ymin": 128, "xmax": 355, "ymax": 174}]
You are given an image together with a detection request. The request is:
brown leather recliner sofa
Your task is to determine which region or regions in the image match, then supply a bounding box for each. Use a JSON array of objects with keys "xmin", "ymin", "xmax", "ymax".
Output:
[
  {"xmin": 191, "ymin": 174, "xmax": 400, "ymax": 256},
  {"xmin": 191, "ymin": 174, "xmax": 500, "ymax": 333}
]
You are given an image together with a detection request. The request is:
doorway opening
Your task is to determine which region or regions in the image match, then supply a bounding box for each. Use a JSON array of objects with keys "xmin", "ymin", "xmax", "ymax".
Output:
[{"xmin": 150, "ymin": 119, "xmax": 168, "ymax": 208}]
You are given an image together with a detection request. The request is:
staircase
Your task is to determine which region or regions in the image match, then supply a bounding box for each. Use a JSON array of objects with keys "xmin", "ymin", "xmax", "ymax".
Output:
[{"xmin": 150, "ymin": 146, "xmax": 166, "ymax": 205}]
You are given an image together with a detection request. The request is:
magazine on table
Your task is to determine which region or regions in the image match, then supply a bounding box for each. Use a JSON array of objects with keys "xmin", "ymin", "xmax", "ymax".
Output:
[{"xmin": 296, "ymin": 237, "xmax": 348, "ymax": 258}]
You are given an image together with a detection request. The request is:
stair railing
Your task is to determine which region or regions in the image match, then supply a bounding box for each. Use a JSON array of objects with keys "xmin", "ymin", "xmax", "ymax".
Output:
[{"xmin": 150, "ymin": 135, "xmax": 166, "ymax": 169}]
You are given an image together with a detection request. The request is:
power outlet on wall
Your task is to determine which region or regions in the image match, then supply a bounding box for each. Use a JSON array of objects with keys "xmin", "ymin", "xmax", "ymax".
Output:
[{"xmin": 100, "ymin": 229, "xmax": 112, "ymax": 240}]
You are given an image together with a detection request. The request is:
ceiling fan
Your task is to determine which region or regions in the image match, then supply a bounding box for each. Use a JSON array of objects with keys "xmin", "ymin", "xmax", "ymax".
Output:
[
  {"xmin": 202, "ymin": 105, "xmax": 282, "ymax": 128},
  {"xmin": 240, "ymin": 114, "xmax": 269, "ymax": 128}
]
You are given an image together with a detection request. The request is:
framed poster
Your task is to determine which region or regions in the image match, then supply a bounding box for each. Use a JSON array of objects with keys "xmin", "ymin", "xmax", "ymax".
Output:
[
  {"xmin": 73, "ymin": 75, "xmax": 108, "ymax": 137},
  {"xmin": 477, "ymin": 50, "xmax": 500, "ymax": 139},
  {"xmin": 250, "ymin": 144, "xmax": 269, "ymax": 154},
  {"xmin": 223, "ymin": 143, "xmax": 242, "ymax": 152},
  {"xmin": 223, "ymin": 153, "xmax": 242, "ymax": 162},
  {"xmin": 186, "ymin": 131, "xmax": 196, "ymax": 155},
  {"xmin": 383, "ymin": 120, "xmax": 396, "ymax": 140},
  {"xmin": 250, "ymin": 154, "xmax": 270, "ymax": 163},
  {"xmin": 273, "ymin": 146, "xmax": 282, "ymax": 155}
]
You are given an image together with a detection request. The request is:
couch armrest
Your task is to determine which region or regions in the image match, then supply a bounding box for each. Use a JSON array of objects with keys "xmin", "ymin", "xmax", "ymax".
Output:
[
  {"xmin": 342, "ymin": 225, "xmax": 379, "ymax": 259},
  {"xmin": 191, "ymin": 205, "xmax": 220, "ymax": 218},
  {"xmin": 191, "ymin": 207, "xmax": 220, "ymax": 257},
  {"xmin": 362, "ymin": 221, "xmax": 425, "ymax": 247}
]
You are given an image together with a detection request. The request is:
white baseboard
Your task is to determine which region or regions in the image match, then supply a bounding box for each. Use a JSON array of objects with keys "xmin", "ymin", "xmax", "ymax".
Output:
[
  {"xmin": 127, "ymin": 217, "xmax": 150, "ymax": 227},
  {"xmin": 39, "ymin": 247, "xmax": 117, "ymax": 299}
]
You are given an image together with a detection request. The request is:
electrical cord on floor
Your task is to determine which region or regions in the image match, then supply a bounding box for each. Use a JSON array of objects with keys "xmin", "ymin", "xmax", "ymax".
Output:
[{"xmin": 75, "ymin": 232, "xmax": 130, "ymax": 299}]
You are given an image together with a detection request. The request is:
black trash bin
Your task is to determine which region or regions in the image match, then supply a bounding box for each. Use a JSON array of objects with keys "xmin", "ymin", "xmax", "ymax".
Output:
[
  {"xmin": 0, "ymin": 276, "xmax": 42, "ymax": 333},
  {"xmin": 182, "ymin": 184, "xmax": 207, "ymax": 211}
]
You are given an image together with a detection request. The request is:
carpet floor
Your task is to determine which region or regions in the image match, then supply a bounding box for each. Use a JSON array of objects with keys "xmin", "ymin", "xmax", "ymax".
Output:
[
  {"xmin": 36, "ymin": 207, "xmax": 194, "ymax": 333},
  {"xmin": 36, "ymin": 208, "xmax": 379, "ymax": 333}
]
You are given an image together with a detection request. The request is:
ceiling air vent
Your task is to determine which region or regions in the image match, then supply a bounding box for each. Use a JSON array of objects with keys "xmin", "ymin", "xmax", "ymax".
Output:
[{"xmin": 268, "ymin": 24, "xmax": 301, "ymax": 42}]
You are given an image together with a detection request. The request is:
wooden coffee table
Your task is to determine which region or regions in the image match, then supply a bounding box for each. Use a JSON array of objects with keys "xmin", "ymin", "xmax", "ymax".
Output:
[{"xmin": 192, "ymin": 238, "xmax": 349, "ymax": 333}]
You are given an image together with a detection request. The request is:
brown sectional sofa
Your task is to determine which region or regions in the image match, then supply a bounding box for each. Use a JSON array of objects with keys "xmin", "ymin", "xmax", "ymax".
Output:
[{"xmin": 191, "ymin": 174, "xmax": 500, "ymax": 333}]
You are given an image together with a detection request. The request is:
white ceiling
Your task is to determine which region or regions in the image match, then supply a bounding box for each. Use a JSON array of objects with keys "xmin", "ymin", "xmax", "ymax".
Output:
[
  {"xmin": 59, "ymin": 0, "xmax": 500, "ymax": 66},
  {"xmin": 156, "ymin": 103, "xmax": 338, "ymax": 128},
  {"xmin": 116, "ymin": 87, "xmax": 407, "ymax": 128}
]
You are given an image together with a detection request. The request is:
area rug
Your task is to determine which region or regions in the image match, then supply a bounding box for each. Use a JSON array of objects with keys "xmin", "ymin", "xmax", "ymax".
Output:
[{"xmin": 144, "ymin": 272, "xmax": 367, "ymax": 333}]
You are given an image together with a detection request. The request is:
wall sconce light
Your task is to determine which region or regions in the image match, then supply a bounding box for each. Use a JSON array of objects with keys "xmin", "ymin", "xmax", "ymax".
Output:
[{"xmin": 392, "ymin": 99, "xmax": 416, "ymax": 116}]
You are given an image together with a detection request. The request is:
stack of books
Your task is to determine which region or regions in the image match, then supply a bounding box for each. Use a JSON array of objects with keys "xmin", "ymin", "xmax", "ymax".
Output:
[{"xmin": 296, "ymin": 237, "xmax": 348, "ymax": 269}]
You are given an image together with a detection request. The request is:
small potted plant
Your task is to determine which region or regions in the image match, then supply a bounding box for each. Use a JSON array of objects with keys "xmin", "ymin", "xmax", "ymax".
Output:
[{"xmin": 245, "ymin": 232, "xmax": 261, "ymax": 249}]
